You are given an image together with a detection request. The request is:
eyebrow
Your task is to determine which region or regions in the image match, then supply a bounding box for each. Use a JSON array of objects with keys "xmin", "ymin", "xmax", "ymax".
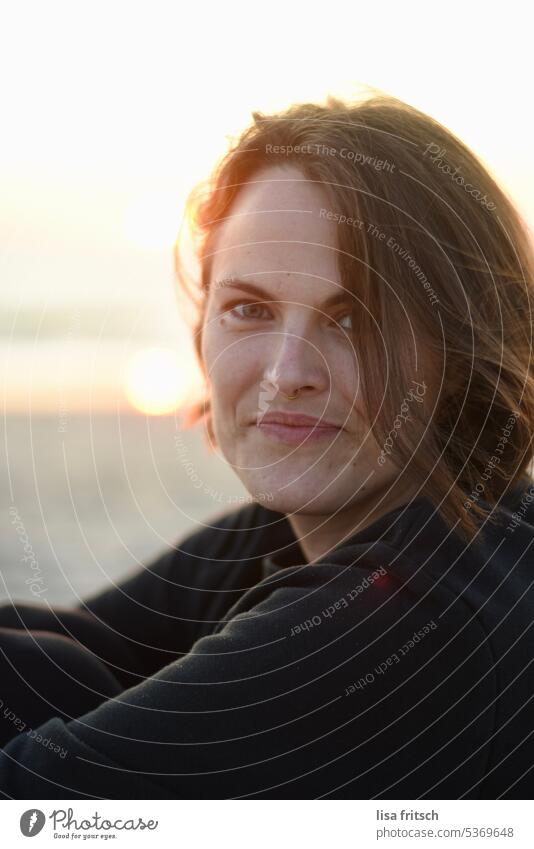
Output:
[{"xmin": 211, "ymin": 277, "xmax": 353, "ymax": 309}]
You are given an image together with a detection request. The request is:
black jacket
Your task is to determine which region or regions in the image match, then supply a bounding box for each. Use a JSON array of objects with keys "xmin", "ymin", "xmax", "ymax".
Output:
[{"xmin": 1, "ymin": 481, "xmax": 534, "ymax": 799}]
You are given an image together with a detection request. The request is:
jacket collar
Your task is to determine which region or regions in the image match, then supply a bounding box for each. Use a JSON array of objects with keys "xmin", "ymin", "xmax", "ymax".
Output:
[{"xmin": 258, "ymin": 475, "xmax": 534, "ymax": 578}]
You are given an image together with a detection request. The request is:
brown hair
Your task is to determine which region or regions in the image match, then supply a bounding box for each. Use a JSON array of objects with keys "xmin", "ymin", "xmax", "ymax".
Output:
[{"xmin": 175, "ymin": 92, "xmax": 534, "ymax": 544}]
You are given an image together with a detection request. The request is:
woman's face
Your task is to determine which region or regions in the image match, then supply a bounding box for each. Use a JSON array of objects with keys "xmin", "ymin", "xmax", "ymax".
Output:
[{"xmin": 201, "ymin": 163, "xmax": 411, "ymax": 515}]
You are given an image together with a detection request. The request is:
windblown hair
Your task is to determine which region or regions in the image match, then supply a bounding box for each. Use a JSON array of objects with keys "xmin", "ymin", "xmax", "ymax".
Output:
[{"xmin": 174, "ymin": 91, "xmax": 534, "ymax": 544}]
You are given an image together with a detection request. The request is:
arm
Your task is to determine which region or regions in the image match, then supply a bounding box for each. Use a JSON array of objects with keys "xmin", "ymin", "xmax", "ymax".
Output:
[
  {"xmin": 0, "ymin": 534, "xmax": 231, "ymax": 691},
  {"xmin": 0, "ymin": 562, "xmax": 495, "ymax": 799},
  {"xmin": 73, "ymin": 508, "xmax": 262, "ymax": 688},
  {"xmin": 74, "ymin": 544, "xmax": 200, "ymax": 688},
  {"xmin": 0, "ymin": 544, "xmax": 198, "ymax": 692}
]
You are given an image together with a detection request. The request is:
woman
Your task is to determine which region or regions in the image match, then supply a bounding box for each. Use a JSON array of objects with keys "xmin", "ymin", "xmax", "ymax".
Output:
[{"xmin": 1, "ymin": 92, "xmax": 534, "ymax": 799}]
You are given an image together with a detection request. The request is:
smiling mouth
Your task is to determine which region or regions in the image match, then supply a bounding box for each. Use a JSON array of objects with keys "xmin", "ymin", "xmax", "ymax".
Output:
[
  {"xmin": 255, "ymin": 410, "xmax": 343, "ymax": 428},
  {"xmin": 254, "ymin": 420, "xmax": 342, "ymax": 445}
]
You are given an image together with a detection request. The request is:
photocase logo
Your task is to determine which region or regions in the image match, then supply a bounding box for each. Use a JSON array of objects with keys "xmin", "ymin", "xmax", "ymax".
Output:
[
  {"xmin": 256, "ymin": 365, "xmax": 280, "ymax": 424},
  {"xmin": 20, "ymin": 809, "xmax": 46, "ymax": 837}
]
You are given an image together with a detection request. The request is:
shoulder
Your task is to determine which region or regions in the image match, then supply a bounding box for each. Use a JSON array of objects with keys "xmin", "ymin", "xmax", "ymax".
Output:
[{"xmin": 211, "ymin": 544, "xmax": 492, "ymax": 675}]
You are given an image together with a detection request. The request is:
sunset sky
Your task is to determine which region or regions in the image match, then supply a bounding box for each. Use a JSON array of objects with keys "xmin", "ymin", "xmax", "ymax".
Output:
[{"xmin": 2, "ymin": 0, "xmax": 532, "ymax": 415}]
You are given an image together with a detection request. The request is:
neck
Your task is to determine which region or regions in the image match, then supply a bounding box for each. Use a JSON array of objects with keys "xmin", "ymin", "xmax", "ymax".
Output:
[{"xmin": 287, "ymin": 479, "xmax": 420, "ymax": 565}]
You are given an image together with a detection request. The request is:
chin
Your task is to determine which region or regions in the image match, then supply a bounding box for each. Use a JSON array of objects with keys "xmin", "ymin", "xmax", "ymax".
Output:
[{"xmin": 243, "ymin": 478, "xmax": 342, "ymax": 516}]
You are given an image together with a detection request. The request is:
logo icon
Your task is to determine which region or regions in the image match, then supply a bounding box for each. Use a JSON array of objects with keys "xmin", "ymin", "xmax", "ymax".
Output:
[
  {"xmin": 257, "ymin": 365, "xmax": 280, "ymax": 424},
  {"xmin": 20, "ymin": 809, "xmax": 46, "ymax": 837}
]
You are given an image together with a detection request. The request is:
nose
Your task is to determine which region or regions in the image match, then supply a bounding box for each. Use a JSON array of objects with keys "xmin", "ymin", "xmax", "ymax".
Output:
[{"xmin": 264, "ymin": 331, "xmax": 330, "ymax": 399}]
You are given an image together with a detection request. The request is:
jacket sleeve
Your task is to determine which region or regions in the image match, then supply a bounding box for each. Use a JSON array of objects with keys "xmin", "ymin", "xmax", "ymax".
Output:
[
  {"xmin": 74, "ymin": 544, "xmax": 201, "ymax": 687},
  {"xmin": 0, "ymin": 562, "xmax": 496, "ymax": 799},
  {"xmin": 0, "ymin": 542, "xmax": 207, "ymax": 692},
  {"xmin": 74, "ymin": 514, "xmax": 257, "ymax": 688}
]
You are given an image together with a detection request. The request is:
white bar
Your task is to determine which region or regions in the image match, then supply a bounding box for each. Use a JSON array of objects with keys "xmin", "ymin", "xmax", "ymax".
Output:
[{"xmin": 2, "ymin": 799, "xmax": 533, "ymax": 847}]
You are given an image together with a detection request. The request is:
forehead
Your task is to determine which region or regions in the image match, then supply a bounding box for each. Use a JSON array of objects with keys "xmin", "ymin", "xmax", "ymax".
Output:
[{"xmin": 208, "ymin": 164, "xmax": 342, "ymax": 286}]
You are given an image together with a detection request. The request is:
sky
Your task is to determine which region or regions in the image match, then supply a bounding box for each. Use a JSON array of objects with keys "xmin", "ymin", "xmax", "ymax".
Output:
[{"xmin": 1, "ymin": 0, "xmax": 532, "ymax": 413}]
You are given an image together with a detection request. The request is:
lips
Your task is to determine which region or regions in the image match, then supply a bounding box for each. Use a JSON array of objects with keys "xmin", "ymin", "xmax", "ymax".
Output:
[
  {"xmin": 253, "ymin": 410, "xmax": 344, "ymax": 446},
  {"xmin": 255, "ymin": 411, "xmax": 342, "ymax": 429}
]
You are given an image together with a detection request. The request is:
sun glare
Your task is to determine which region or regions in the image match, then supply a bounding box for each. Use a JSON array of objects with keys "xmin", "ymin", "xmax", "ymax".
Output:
[
  {"xmin": 124, "ymin": 346, "xmax": 200, "ymax": 415},
  {"xmin": 124, "ymin": 191, "xmax": 186, "ymax": 251}
]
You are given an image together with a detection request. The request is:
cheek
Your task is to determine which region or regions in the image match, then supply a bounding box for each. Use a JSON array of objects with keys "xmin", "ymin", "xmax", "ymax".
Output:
[
  {"xmin": 334, "ymin": 346, "xmax": 360, "ymax": 402},
  {"xmin": 201, "ymin": 317, "xmax": 229, "ymax": 384},
  {"xmin": 201, "ymin": 320, "xmax": 254, "ymax": 409}
]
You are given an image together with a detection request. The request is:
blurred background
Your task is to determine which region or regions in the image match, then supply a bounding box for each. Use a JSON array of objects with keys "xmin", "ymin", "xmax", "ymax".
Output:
[{"xmin": 1, "ymin": 0, "xmax": 533, "ymax": 605}]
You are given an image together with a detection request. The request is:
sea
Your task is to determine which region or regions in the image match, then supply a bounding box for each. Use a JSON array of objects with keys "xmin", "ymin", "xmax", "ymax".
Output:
[{"xmin": 1, "ymin": 413, "xmax": 250, "ymax": 607}]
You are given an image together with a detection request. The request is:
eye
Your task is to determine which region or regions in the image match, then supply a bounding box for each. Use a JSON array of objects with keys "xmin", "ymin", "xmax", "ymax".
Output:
[
  {"xmin": 221, "ymin": 300, "xmax": 354, "ymax": 331},
  {"xmin": 331, "ymin": 311, "xmax": 354, "ymax": 331},
  {"xmin": 225, "ymin": 301, "xmax": 272, "ymax": 322}
]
